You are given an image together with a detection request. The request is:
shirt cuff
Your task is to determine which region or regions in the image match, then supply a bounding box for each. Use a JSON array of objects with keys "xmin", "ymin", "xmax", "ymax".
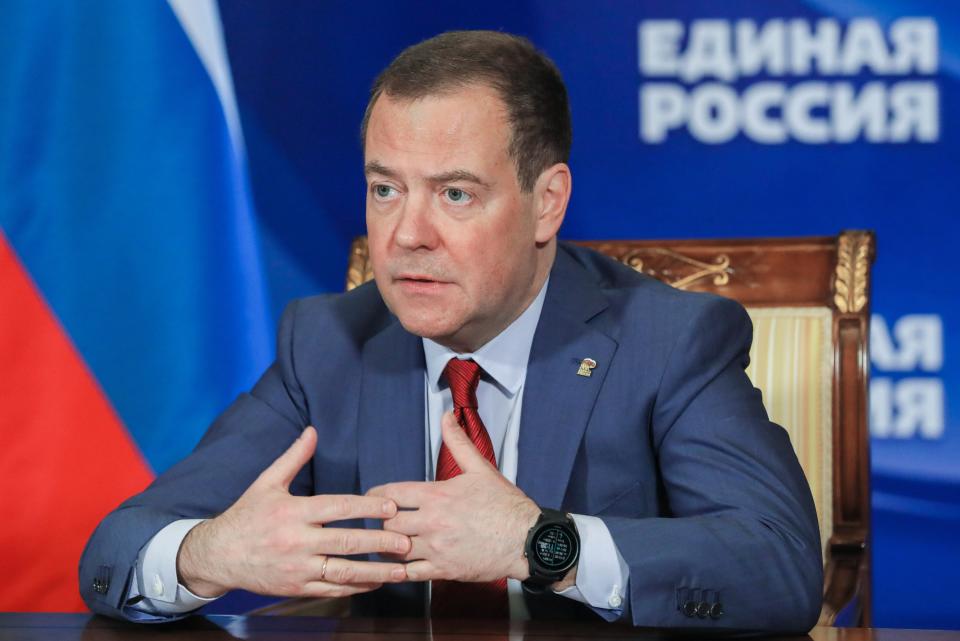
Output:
[
  {"xmin": 553, "ymin": 514, "xmax": 629, "ymax": 616},
  {"xmin": 125, "ymin": 519, "xmax": 222, "ymax": 616}
]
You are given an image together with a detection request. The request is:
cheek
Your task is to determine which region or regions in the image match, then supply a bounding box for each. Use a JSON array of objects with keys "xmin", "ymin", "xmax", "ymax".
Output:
[
  {"xmin": 366, "ymin": 222, "xmax": 392, "ymax": 278},
  {"xmin": 459, "ymin": 249, "xmax": 521, "ymax": 315}
]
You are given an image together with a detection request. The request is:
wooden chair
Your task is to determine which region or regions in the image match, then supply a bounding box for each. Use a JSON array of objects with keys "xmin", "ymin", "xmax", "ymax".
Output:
[{"xmin": 261, "ymin": 231, "xmax": 876, "ymax": 625}]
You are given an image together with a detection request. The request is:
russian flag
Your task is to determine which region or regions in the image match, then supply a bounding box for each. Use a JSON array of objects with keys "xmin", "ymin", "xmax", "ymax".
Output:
[{"xmin": 0, "ymin": 1, "xmax": 273, "ymax": 611}]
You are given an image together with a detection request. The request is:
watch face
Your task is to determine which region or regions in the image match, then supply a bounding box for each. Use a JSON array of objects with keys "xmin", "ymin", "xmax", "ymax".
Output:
[{"xmin": 532, "ymin": 523, "xmax": 578, "ymax": 570}]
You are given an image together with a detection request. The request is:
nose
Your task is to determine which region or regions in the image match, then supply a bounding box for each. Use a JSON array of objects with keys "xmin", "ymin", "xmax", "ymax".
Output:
[{"xmin": 393, "ymin": 191, "xmax": 439, "ymax": 251}]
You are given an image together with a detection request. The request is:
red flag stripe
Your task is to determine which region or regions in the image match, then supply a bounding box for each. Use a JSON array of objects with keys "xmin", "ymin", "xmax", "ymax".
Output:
[{"xmin": 0, "ymin": 232, "xmax": 154, "ymax": 612}]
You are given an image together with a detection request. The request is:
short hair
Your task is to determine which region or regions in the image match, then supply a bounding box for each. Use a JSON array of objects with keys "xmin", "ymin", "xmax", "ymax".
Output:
[{"xmin": 360, "ymin": 30, "xmax": 572, "ymax": 193}]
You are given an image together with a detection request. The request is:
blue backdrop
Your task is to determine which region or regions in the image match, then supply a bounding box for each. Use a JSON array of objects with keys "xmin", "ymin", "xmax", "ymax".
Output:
[{"xmin": 215, "ymin": 0, "xmax": 958, "ymax": 629}]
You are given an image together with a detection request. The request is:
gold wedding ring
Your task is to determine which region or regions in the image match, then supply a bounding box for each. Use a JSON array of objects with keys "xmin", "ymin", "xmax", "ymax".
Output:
[{"xmin": 320, "ymin": 557, "xmax": 329, "ymax": 581}]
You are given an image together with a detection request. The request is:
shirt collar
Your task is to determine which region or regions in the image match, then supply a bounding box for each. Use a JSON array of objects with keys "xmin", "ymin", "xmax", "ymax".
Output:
[{"xmin": 422, "ymin": 276, "xmax": 550, "ymax": 397}]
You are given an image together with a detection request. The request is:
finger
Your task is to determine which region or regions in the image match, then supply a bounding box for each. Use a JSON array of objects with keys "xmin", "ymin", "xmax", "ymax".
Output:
[
  {"xmin": 303, "ymin": 494, "xmax": 398, "ymax": 523},
  {"xmin": 257, "ymin": 426, "xmax": 318, "ymax": 490},
  {"xmin": 312, "ymin": 557, "xmax": 408, "ymax": 584},
  {"xmin": 405, "ymin": 535, "xmax": 431, "ymax": 562},
  {"xmin": 381, "ymin": 510, "xmax": 423, "ymax": 536},
  {"xmin": 441, "ymin": 411, "xmax": 495, "ymax": 474},
  {"xmin": 300, "ymin": 581, "xmax": 383, "ymax": 598},
  {"xmin": 403, "ymin": 559, "xmax": 441, "ymax": 582},
  {"xmin": 314, "ymin": 527, "xmax": 411, "ymax": 556},
  {"xmin": 367, "ymin": 482, "xmax": 432, "ymax": 508},
  {"xmin": 373, "ymin": 536, "xmax": 428, "ymax": 562}
]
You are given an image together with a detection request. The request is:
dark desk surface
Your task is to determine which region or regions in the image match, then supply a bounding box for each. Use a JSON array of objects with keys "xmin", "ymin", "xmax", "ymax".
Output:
[{"xmin": 1, "ymin": 614, "xmax": 958, "ymax": 641}]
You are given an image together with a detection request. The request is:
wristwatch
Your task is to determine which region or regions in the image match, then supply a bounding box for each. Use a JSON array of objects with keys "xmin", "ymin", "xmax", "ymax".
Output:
[{"xmin": 521, "ymin": 507, "xmax": 580, "ymax": 593}]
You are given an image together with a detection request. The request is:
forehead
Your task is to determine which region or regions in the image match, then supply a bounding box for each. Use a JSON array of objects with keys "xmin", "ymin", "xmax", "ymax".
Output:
[{"xmin": 363, "ymin": 85, "xmax": 512, "ymax": 175}]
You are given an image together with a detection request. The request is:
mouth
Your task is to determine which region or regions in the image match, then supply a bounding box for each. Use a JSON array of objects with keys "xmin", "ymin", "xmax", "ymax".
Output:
[
  {"xmin": 394, "ymin": 274, "xmax": 451, "ymax": 293},
  {"xmin": 395, "ymin": 272, "xmax": 448, "ymax": 283}
]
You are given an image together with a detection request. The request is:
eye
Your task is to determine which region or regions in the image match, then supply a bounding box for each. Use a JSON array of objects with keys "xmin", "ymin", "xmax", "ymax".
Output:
[
  {"xmin": 373, "ymin": 184, "xmax": 397, "ymax": 199},
  {"xmin": 443, "ymin": 187, "xmax": 472, "ymax": 204}
]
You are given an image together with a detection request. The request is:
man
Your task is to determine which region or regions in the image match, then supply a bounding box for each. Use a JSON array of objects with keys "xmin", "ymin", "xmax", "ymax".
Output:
[{"xmin": 80, "ymin": 31, "xmax": 822, "ymax": 632}]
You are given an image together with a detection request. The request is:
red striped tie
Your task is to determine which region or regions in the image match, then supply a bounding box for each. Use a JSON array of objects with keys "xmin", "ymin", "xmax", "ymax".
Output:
[{"xmin": 430, "ymin": 358, "xmax": 509, "ymax": 619}]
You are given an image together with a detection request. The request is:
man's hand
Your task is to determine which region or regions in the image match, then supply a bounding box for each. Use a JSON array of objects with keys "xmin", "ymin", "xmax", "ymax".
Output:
[
  {"xmin": 368, "ymin": 412, "xmax": 542, "ymax": 583},
  {"xmin": 177, "ymin": 426, "xmax": 410, "ymax": 599}
]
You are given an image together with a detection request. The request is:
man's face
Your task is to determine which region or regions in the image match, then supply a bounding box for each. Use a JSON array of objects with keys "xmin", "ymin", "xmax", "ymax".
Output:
[{"xmin": 364, "ymin": 85, "xmax": 550, "ymax": 352}]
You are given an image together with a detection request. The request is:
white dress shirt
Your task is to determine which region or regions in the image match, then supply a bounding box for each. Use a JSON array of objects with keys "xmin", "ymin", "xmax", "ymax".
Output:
[{"xmin": 126, "ymin": 278, "xmax": 629, "ymax": 620}]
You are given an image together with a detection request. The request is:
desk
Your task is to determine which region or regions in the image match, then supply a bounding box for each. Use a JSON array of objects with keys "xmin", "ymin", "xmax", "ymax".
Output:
[{"xmin": 1, "ymin": 615, "xmax": 958, "ymax": 641}]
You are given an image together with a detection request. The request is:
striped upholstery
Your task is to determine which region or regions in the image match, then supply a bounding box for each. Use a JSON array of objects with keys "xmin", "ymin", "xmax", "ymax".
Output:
[{"xmin": 744, "ymin": 307, "xmax": 833, "ymax": 556}]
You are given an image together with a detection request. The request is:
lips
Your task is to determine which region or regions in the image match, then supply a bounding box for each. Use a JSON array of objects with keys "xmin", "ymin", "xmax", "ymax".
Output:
[
  {"xmin": 394, "ymin": 271, "xmax": 450, "ymax": 283},
  {"xmin": 394, "ymin": 274, "xmax": 451, "ymax": 294},
  {"xmin": 397, "ymin": 274, "xmax": 439, "ymax": 282}
]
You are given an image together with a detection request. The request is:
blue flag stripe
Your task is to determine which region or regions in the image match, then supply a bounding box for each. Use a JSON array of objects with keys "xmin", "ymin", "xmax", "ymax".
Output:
[{"xmin": 0, "ymin": 1, "xmax": 273, "ymax": 473}]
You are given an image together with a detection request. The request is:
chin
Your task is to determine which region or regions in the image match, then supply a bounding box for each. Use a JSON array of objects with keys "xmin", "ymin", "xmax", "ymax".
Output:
[{"xmin": 394, "ymin": 313, "xmax": 457, "ymax": 342}]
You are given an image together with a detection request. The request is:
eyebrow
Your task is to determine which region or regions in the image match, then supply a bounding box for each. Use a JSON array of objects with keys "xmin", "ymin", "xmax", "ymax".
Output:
[
  {"xmin": 427, "ymin": 169, "xmax": 492, "ymax": 189},
  {"xmin": 364, "ymin": 160, "xmax": 398, "ymax": 179},
  {"xmin": 364, "ymin": 161, "xmax": 492, "ymax": 189}
]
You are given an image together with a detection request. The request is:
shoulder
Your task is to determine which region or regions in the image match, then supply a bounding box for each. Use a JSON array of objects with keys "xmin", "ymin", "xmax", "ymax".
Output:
[
  {"xmin": 557, "ymin": 241, "xmax": 749, "ymax": 332},
  {"xmin": 278, "ymin": 280, "xmax": 394, "ymax": 354}
]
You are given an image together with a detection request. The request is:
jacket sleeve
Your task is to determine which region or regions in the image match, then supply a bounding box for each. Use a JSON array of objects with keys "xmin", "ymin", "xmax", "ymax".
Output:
[
  {"xmin": 603, "ymin": 296, "xmax": 823, "ymax": 634},
  {"xmin": 78, "ymin": 300, "xmax": 313, "ymax": 620}
]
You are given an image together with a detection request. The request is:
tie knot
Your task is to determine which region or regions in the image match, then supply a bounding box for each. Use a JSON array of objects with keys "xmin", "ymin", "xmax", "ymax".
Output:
[{"xmin": 443, "ymin": 358, "xmax": 481, "ymax": 409}]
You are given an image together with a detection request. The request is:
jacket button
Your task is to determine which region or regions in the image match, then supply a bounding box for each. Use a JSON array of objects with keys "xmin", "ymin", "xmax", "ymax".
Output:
[
  {"xmin": 696, "ymin": 601, "xmax": 711, "ymax": 618},
  {"xmin": 710, "ymin": 602, "xmax": 724, "ymax": 619},
  {"xmin": 682, "ymin": 600, "xmax": 698, "ymax": 617},
  {"xmin": 93, "ymin": 565, "xmax": 111, "ymax": 595}
]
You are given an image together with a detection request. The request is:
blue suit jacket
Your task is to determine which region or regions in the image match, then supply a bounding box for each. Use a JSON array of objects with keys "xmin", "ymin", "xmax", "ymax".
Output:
[{"xmin": 80, "ymin": 243, "xmax": 822, "ymax": 632}]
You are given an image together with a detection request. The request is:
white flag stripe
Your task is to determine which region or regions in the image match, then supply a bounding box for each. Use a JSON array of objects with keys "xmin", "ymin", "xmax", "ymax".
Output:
[{"xmin": 168, "ymin": 0, "xmax": 245, "ymax": 156}]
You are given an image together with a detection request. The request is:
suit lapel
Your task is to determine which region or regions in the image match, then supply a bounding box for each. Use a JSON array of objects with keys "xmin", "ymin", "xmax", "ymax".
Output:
[
  {"xmin": 516, "ymin": 249, "xmax": 619, "ymax": 509},
  {"xmin": 357, "ymin": 319, "xmax": 426, "ymax": 494}
]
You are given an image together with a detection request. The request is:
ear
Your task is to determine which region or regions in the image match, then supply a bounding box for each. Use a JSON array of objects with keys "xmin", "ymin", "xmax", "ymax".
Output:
[{"xmin": 532, "ymin": 162, "xmax": 572, "ymax": 244}]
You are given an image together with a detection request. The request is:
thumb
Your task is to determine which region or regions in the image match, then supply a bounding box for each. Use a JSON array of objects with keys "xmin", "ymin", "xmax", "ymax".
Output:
[
  {"xmin": 258, "ymin": 426, "xmax": 317, "ymax": 490},
  {"xmin": 440, "ymin": 411, "xmax": 495, "ymax": 475}
]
